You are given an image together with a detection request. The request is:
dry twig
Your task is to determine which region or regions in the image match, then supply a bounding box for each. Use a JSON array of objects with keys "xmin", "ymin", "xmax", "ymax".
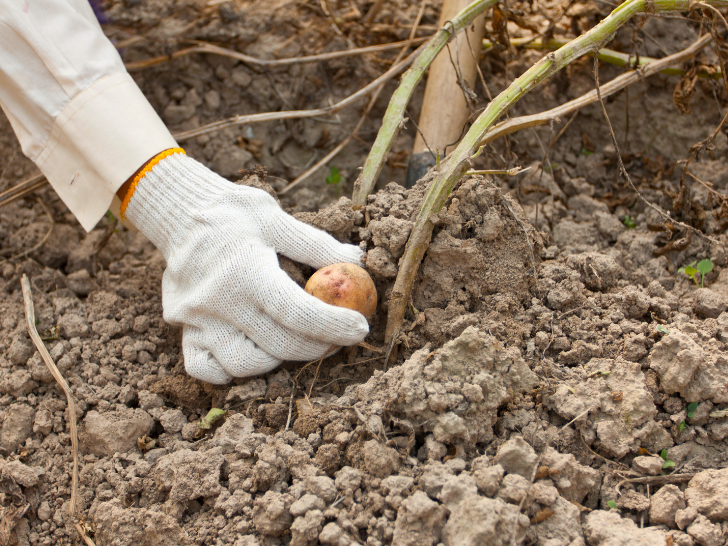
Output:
[
  {"xmin": 0, "ymin": 173, "xmax": 46, "ymax": 209},
  {"xmin": 125, "ymin": 37, "xmax": 430, "ymax": 71},
  {"xmin": 484, "ymin": 36, "xmax": 724, "ymax": 79},
  {"xmin": 0, "ymin": 504, "xmax": 30, "ymax": 545},
  {"xmin": 615, "ymin": 473, "xmax": 695, "ymax": 494},
  {"xmin": 21, "ymin": 275, "xmax": 96, "ymax": 546}
]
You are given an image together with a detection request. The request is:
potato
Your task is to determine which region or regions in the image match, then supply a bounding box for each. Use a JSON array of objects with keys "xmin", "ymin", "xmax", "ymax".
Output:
[{"xmin": 305, "ymin": 263, "xmax": 377, "ymax": 319}]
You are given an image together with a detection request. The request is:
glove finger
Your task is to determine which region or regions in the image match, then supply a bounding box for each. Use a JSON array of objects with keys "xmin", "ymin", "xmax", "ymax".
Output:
[
  {"xmin": 247, "ymin": 257, "xmax": 370, "ymax": 347},
  {"xmin": 265, "ymin": 208, "xmax": 364, "ymax": 269},
  {"xmin": 183, "ymin": 321, "xmax": 281, "ymax": 383},
  {"xmin": 239, "ymin": 307, "xmax": 342, "ymax": 362},
  {"xmin": 183, "ymin": 329, "xmax": 234, "ymax": 385}
]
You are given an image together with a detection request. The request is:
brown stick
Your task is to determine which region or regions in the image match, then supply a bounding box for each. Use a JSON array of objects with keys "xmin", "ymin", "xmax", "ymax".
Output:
[
  {"xmin": 364, "ymin": 0, "xmax": 389, "ymax": 25},
  {"xmin": 21, "ymin": 275, "xmax": 96, "ymax": 546},
  {"xmin": 412, "ymin": 0, "xmax": 487, "ymax": 157}
]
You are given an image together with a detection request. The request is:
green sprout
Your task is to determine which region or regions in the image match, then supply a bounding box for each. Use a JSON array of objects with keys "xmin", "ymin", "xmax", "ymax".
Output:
[
  {"xmin": 198, "ymin": 408, "xmax": 226, "ymax": 430},
  {"xmin": 678, "ymin": 259, "xmax": 714, "ymax": 288},
  {"xmin": 656, "ymin": 325, "xmax": 669, "ymax": 335},
  {"xmin": 696, "ymin": 259, "xmax": 713, "ymax": 287},
  {"xmin": 607, "ymin": 500, "xmax": 620, "ymax": 511},
  {"xmin": 678, "ymin": 421, "xmax": 686, "ymax": 432},
  {"xmin": 325, "ymin": 166, "xmax": 341, "ymax": 186},
  {"xmin": 660, "ymin": 449, "xmax": 675, "ymax": 470},
  {"xmin": 325, "ymin": 166, "xmax": 344, "ymax": 197},
  {"xmin": 686, "ymin": 402, "xmax": 698, "ymax": 419},
  {"xmin": 622, "ymin": 215, "xmax": 636, "ymax": 229}
]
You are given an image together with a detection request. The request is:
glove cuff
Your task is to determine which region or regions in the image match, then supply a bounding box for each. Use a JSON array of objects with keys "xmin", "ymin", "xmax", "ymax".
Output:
[
  {"xmin": 119, "ymin": 147, "xmax": 186, "ymax": 221},
  {"xmin": 123, "ymin": 152, "xmax": 232, "ymax": 256}
]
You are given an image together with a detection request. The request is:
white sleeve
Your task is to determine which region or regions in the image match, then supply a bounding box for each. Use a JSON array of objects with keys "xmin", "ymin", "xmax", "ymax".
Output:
[{"xmin": 0, "ymin": 0, "xmax": 178, "ymax": 231}]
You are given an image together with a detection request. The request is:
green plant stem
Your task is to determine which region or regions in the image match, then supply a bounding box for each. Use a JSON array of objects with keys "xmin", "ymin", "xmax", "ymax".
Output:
[
  {"xmin": 483, "ymin": 36, "xmax": 723, "ymax": 79},
  {"xmin": 351, "ymin": 0, "xmax": 498, "ymax": 206},
  {"xmin": 384, "ymin": 0, "xmax": 728, "ymax": 344}
]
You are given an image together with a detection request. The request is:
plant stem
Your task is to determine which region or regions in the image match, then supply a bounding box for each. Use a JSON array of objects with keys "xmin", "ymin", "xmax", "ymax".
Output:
[
  {"xmin": 384, "ymin": 0, "xmax": 728, "ymax": 344},
  {"xmin": 482, "ymin": 36, "xmax": 723, "ymax": 79},
  {"xmin": 351, "ymin": 0, "xmax": 498, "ymax": 206}
]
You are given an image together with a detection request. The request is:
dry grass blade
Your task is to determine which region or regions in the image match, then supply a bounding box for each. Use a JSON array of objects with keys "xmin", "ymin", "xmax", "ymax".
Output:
[
  {"xmin": 0, "ymin": 173, "xmax": 46, "ymax": 209},
  {"xmin": 615, "ymin": 473, "xmax": 695, "ymax": 493},
  {"xmin": 364, "ymin": 0, "xmax": 389, "ymax": 24},
  {"xmin": 124, "ymin": 37, "xmax": 430, "ymax": 71},
  {"xmin": 174, "ymin": 47, "xmax": 421, "ymax": 141},
  {"xmin": 20, "ymin": 275, "xmax": 96, "ymax": 546}
]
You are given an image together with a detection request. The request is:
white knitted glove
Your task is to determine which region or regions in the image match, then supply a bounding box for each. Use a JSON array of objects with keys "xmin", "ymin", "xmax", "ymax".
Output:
[{"xmin": 124, "ymin": 152, "xmax": 369, "ymax": 384}]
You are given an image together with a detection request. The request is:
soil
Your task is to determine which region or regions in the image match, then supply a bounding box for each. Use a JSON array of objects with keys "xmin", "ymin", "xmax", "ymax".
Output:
[{"xmin": 1, "ymin": 0, "xmax": 728, "ymax": 545}]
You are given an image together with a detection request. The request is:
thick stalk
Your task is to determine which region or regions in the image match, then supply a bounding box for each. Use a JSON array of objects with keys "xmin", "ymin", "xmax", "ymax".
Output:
[
  {"xmin": 351, "ymin": 0, "xmax": 498, "ymax": 206},
  {"xmin": 385, "ymin": 0, "xmax": 728, "ymax": 344}
]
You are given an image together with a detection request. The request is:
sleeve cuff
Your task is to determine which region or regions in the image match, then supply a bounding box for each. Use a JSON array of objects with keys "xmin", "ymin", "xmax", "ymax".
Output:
[{"xmin": 35, "ymin": 72, "xmax": 178, "ymax": 232}]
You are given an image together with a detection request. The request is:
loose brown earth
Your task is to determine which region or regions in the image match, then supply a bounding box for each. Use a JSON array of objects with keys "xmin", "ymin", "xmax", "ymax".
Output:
[{"xmin": 1, "ymin": 1, "xmax": 728, "ymax": 545}]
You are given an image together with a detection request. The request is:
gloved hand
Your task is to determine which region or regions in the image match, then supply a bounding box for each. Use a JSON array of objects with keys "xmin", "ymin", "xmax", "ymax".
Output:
[{"xmin": 124, "ymin": 151, "xmax": 369, "ymax": 384}]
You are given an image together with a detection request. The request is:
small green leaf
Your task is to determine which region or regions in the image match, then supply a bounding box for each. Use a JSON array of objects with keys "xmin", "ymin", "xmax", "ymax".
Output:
[
  {"xmin": 696, "ymin": 259, "xmax": 714, "ymax": 275},
  {"xmin": 607, "ymin": 500, "xmax": 618, "ymax": 510},
  {"xmin": 325, "ymin": 166, "xmax": 341, "ymax": 185},
  {"xmin": 622, "ymin": 215, "xmax": 636, "ymax": 229},
  {"xmin": 678, "ymin": 421, "xmax": 686, "ymax": 432},
  {"xmin": 580, "ymin": 147, "xmax": 594, "ymax": 156},
  {"xmin": 198, "ymin": 408, "xmax": 226, "ymax": 430},
  {"xmin": 599, "ymin": 371, "xmax": 611, "ymax": 376},
  {"xmin": 687, "ymin": 402, "xmax": 698, "ymax": 419},
  {"xmin": 656, "ymin": 325, "xmax": 669, "ymax": 334},
  {"xmin": 697, "ymin": 259, "xmax": 713, "ymax": 287},
  {"xmin": 678, "ymin": 261, "xmax": 700, "ymax": 285},
  {"xmin": 659, "ymin": 448, "xmax": 675, "ymax": 469}
]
